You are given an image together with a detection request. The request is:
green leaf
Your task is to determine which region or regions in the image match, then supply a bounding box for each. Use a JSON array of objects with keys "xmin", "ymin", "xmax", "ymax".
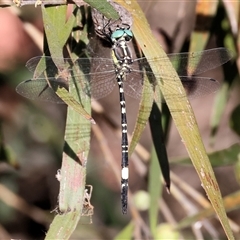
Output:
[
  {"xmin": 42, "ymin": 6, "xmax": 92, "ymax": 239},
  {"xmin": 46, "ymin": 213, "xmax": 83, "ymax": 239},
  {"xmin": 42, "ymin": 5, "xmax": 76, "ymax": 60},
  {"xmin": 129, "ymin": 73, "xmax": 153, "ymax": 155},
  {"xmin": 148, "ymin": 148, "xmax": 162, "ymax": 236},
  {"xmin": 172, "ymin": 144, "xmax": 240, "ymax": 167},
  {"xmin": 176, "ymin": 190, "xmax": 240, "ymax": 230},
  {"xmin": 210, "ymin": 82, "xmax": 229, "ymax": 137},
  {"xmin": 56, "ymin": 87, "xmax": 94, "ymax": 123},
  {"xmin": 114, "ymin": 221, "xmax": 134, "ymax": 240},
  {"xmin": 149, "ymin": 102, "xmax": 170, "ymax": 190},
  {"xmin": 85, "ymin": 0, "xmax": 119, "ymax": 20}
]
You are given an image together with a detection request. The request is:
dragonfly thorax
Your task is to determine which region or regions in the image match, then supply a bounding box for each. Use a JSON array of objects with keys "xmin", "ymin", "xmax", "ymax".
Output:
[
  {"xmin": 114, "ymin": 62, "xmax": 132, "ymax": 76},
  {"xmin": 113, "ymin": 46, "xmax": 132, "ymax": 64}
]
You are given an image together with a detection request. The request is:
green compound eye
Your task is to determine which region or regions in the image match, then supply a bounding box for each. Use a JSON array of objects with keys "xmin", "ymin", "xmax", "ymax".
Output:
[
  {"xmin": 111, "ymin": 30, "xmax": 124, "ymax": 40},
  {"xmin": 111, "ymin": 29, "xmax": 133, "ymax": 41},
  {"xmin": 124, "ymin": 29, "xmax": 133, "ymax": 38}
]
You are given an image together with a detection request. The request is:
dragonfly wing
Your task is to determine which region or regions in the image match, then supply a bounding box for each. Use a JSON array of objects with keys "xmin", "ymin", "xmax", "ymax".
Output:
[
  {"xmin": 84, "ymin": 58, "xmax": 116, "ymax": 100},
  {"xmin": 26, "ymin": 56, "xmax": 43, "ymax": 72},
  {"xmin": 179, "ymin": 76, "xmax": 220, "ymax": 99},
  {"xmin": 168, "ymin": 48, "xmax": 232, "ymax": 76},
  {"xmin": 137, "ymin": 48, "xmax": 232, "ymax": 76},
  {"xmin": 151, "ymin": 75, "xmax": 220, "ymax": 102},
  {"xmin": 88, "ymin": 71, "xmax": 117, "ymax": 100},
  {"xmin": 21, "ymin": 57, "xmax": 118, "ymax": 101},
  {"xmin": 16, "ymin": 78, "xmax": 66, "ymax": 104},
  {"xmin": 123, "ymin": 70, "xmax": 144, "ymax": 99},
  {"xmin": 26, "ymin": 56, "xmax": 61, "ymax": 79},
  {"xmin": 123, "ymin": 58, "xmax": 155, "ymax": 100}
]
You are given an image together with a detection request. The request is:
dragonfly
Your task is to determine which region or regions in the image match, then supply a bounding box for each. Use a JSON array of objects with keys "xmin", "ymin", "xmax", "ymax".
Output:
[{"xmin": 16, "ymin": 30, "xmax": 232, "ymax": 214}]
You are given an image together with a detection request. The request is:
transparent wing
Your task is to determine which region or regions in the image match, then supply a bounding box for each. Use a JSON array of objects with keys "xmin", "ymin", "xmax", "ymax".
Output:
[
  {"xmin": 125, "ymin": 47, "xmax": 231, "ymax": 100},
  {"xmin": 160, "ymin": 76, "xmax": 220, "ymax": 101},
  {"xmin": 17, "ymin": 47, "xmax": 231, "ymax": 103},
  {"xmin": 133, "ymin": 47, "xmax": 232, "ymax": 76},
  {"xmin": 87, "ymin": 58, "xmax": 116, "ymax": 99},
  {"xmin": 18, "ymin": 56, "xmax": 118, "ymax": 102},
  {"xmin": 16, "ymin": 78, "xmax": 67, "ymax": 103},
  {"xmin": 123, "ymin": 70, "xmax": 220, "ymax": 101}
]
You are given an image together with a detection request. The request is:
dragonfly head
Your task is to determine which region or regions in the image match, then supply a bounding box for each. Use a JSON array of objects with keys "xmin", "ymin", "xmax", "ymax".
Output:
[{"xmin": 111, "ymin": 29, "xmax": 133, "ymax": 43}]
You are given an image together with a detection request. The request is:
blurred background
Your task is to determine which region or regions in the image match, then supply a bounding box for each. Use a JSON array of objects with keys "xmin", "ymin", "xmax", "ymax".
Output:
[{"xmin": 0, "ymin": 1, "xmax": 240, "ymax": 239}]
